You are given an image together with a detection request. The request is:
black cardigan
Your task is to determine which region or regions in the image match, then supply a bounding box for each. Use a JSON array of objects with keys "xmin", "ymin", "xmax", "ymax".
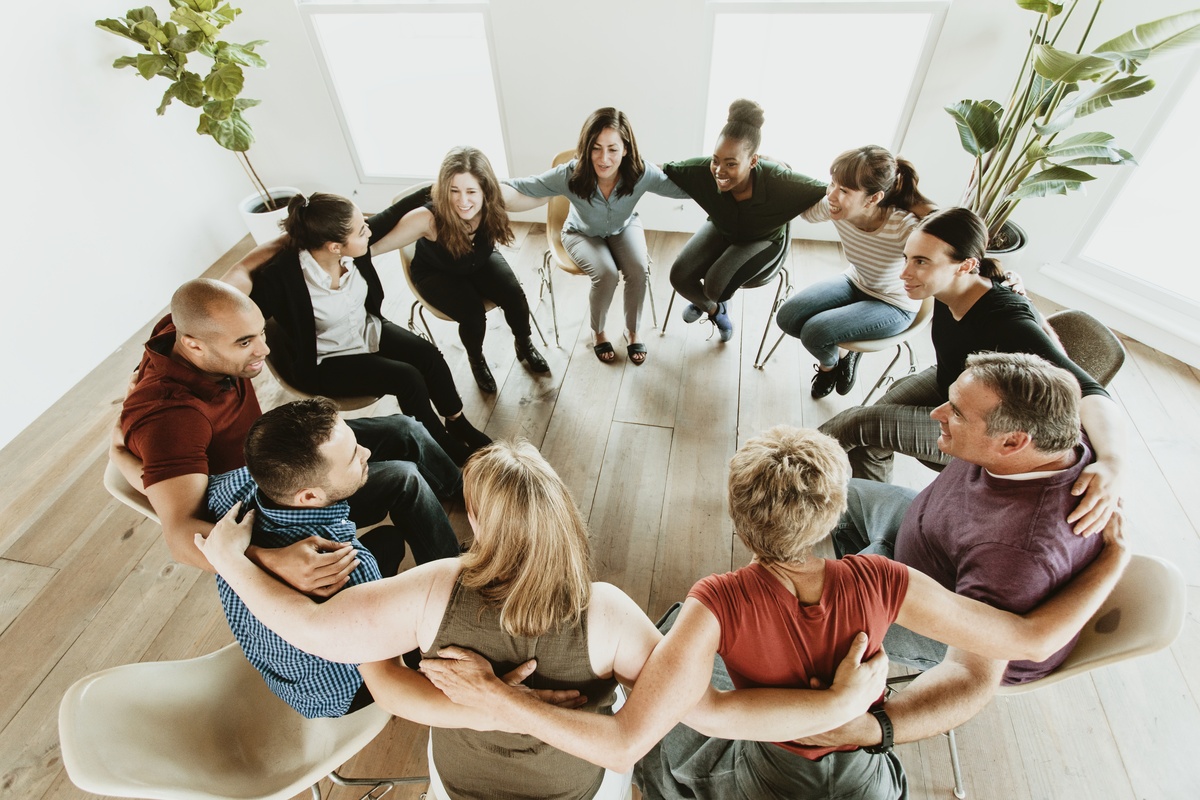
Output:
[{"xmin": 250, "ymin": 188, "xmax": 432, "ymax": 389}]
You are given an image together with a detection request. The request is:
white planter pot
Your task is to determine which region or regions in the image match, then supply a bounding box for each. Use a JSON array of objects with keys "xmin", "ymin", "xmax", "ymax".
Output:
[{"xmin": 238, "ymin": 186, "xmax": 301, "ymax": 245}]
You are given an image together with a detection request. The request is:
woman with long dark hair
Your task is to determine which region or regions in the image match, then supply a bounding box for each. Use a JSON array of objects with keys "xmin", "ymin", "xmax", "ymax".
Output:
[{"xmin": 502, "ymin": 108, "xmax": 689, "ymax": 365}]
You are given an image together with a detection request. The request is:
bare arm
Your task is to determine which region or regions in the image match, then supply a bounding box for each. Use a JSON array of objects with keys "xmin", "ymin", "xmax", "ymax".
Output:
[
  {"xmin": 220, "ymin": 237, "xmax": 286, "ymax": 295},
  {"xmin": 195, "ymin": 504, "xmax": 445, "ymax": 661},
  {"xmin": 797, "ymin": 648, "xmax": 1005, "ymax": 748},
  {"xmin": 1070, "ymin": 394, "xmax": 1128, "ymax": 536},
  {"xmin": 501, "ymin": 184, "xmax": 550, "ymax": 213},
  {"xmin": 368, "ymin": 206, "xmax": 435, "ymax": 257},
  {"xmin": 895, "ymin": 514, "xmax": 1129, "ymax": 663},
  {"xmin": 681, "ymin": 631, "xmax": 887, "ymax": 742}
]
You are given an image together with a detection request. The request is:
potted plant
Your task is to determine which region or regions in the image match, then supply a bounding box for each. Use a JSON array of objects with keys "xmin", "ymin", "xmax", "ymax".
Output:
[
  {"xmin": 97, "ymin": 0, "xmax": 296, "ymax": 242},
  {"xmin": 945, "ymin": 1, "xmax": 1200, "ymax": 251}
]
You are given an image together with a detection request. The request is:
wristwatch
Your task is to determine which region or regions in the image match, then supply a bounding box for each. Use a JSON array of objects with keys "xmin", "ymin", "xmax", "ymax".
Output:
[{"xmin": 863, "ymin": 707, "xmax": 894, "ymax": 754}]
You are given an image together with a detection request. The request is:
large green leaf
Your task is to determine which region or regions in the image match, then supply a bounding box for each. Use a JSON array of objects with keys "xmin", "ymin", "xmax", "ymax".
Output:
[
  {"xmin": 233, "ymin": 97, "xmax": 261, "ymax": 111},
  {"xmin": 217, "ymin": 41, "xmax": 267, "ymax": 68},
  {"xmin": 202, "ymin": 98, "xmax": 234, "ymax": 120},
  {"xmin": 202, "ymin": 110, "xmax": 254, "ymax": 152},
  {"xmin": 156, "ymin": 86, "xmax": 174, "ymax": 115},
  {"xmin": 945, "ymin": 99, "xmax": 1003, "ymax": 157},
  {"xmin": 1008, "ymin": 165, "xmax": 1096, "ymax": 200},
  {"xmin": 132, "ymin": 19, "xmax": 170, "ymax": 46},
  {"xmin": 127, "ymin": 7, "xmax": 160, "ymax": 26},
  {"xmin": 111, "ymin": 55, "xmax": 138, "ymax": 70},
  {"xmin": 1091, "ymin": 9, "xmax": 1200, "ymax": 59},
  {"xmin": 135, "ymin": 53, "xmax": 171, "ymax": 80},
  {"xmin": 168, "ymin": 30, "xmax": 204, "ymax": 53},
  {"xmin": 1034, "ymin": 75, "xmax": 1155, "ymax": 134},
  {"xmin": 95, "ymin": 19, "xmax": 143, "ymax": 45},
  {"xmin": 1016, "ymin": 0, "xmax": 1063, "ymax": 19},
  {"xmin": 213, "ymin": 4, "xmax": 241, "ymax": 25},
  {"xmin": 171, "ymin": 6, "xmax": 219, "ymax": 38},
  {"xmin": 1044, "ymin": 132, "xmax": 1135, "ymax": 165},
  {"xmin": 204, "ymin": 63, "xmax": 244, "ymax": 101},
  {"xmin": 173, "ymin": 71, "xmax": 206, "ymax": 107},
  {"xmin": 1033, "ymin": 44, "xmax": 1143, "ymax": 82}
]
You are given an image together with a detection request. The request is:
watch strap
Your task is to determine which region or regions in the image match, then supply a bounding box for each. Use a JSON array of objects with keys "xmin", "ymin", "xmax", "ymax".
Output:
[{"xmin": 863, "ymin": 706, "xmax": 894, "ymax": 754}]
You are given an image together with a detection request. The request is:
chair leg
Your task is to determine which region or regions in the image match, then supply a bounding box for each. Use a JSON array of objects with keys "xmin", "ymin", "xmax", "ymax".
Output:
[
  {"xmin": 329, "ymin": 768, "xmax": 431, "ymax": 799},
  {"xmin": 645, "ymin": 262, "xmax": 659, "ymax": 329},
  {"xmin": 753, "ymin": 269, "xmax": 791, "ymax": 369},
  {"xmin": 757, "ymin": 332, "xmax": 787, "ymax": 370},
  {"xmin": 946, "ymin": 728, "xmax": 966, "ymax": 799},
  {"xmin": 542, "ymin": 251, "xmax": 561, "ymax": 348},
  {"xmin": 861, "ymin": 345, "xmax": 904, "ymax": 405},
  {"xmin": 661, "ymin": 289, "xmax": 677, "ymax": 335},
  {"xmin": 529, "ymin": 309, "xmax": 549, "ymax": 348},
  {"xmin": 415, "ymin": 305, "xmax": 437, "ymax": 345}
]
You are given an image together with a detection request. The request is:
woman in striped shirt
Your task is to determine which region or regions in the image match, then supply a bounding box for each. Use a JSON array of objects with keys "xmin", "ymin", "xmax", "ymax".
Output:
[{"xmin": 775, "ymin": 146, "xmax": 936, "ymax": 398}]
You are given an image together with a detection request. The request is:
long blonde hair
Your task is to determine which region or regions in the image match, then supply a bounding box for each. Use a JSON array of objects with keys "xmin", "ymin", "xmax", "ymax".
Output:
[
  {"xmin": 460, "ymin": 440, "xmax": 592, "ymax": 637},
  {"xmin": 431, "ymin": 146, "xmax": 514, "ymax": 259}
]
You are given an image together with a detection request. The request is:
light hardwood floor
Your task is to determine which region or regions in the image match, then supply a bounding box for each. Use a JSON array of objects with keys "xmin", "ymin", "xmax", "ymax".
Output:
[{"xmin": 2, "ymin": 224, "xmax": 1198, "ymax": 800}]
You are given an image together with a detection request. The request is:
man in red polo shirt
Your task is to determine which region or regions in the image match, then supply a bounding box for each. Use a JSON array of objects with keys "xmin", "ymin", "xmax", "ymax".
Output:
[{"xmin": 116, "ymin": 278, "xmax": 460, "ymax": 595}]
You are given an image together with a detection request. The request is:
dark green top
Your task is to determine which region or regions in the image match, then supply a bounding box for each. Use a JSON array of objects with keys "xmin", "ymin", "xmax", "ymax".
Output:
[{"xmin": 663, "ymin": 157, "xmax": 827, "ymax": 244}]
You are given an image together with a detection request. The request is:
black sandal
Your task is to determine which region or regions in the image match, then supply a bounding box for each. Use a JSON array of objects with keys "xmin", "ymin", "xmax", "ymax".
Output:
[
  {"xmin": 626, "ymin": 342, "xmax": 647, "ymax": 366},
  {"xmin": 593, "ymin": 341, "xmax": 616, "ymax": 363}
]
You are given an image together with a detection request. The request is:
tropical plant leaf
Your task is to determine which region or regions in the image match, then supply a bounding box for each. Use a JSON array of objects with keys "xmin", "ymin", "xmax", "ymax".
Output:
[
  {"xmin": 214, "ymin": 4, "xmax": 241, "ymax": 25},
  {"xmin": 1091, "ymin": 9, "xmax": 1200, "ymax": 59},
  {"xmin": 156, "ymin": 86, "xmax": 174, "ymax": 115},
  {"xmin": 218, "ymin": 42, "xmax": 268, "ymax": 68},
  {"xmin": 112, "ymin": 55, "xmax": 138, "ymax": 69},
  {"xmin": 1034, "ymin": 75, "xmax": 1155, "ymax": 133},
  {"xmin": 171, "ymin": 6, "xmax": 219, "ymax": 38},
  {"xmin": 132, "ymin": 19, "xmax": 170, "ymax": 46},
  {"xmin": 202, "ymin": 110, "xmax": 254, "ymax": 152},
  {"xmin": 1008, "ymin": 165, "xmax": 1096, "ymax": 200},
  {"xmin": 168, "ymin": 30, "xmax": 204, "ymax": 53},
  {"xmin": 1016, "ymin": 0, "xmax": 1063, "ymax": 19},
  {"xmin": 203, "ymin": 98, "xmax": 235, "ymax": 120},
  {"xmin": 126, "ymin": 7, "xmax": 160, "ymax": 26},
  {"xmin": 945, "ymin": 99, "xmax": 1003, "ymax": 157},
  {"xmin": 233, "ymin": 97, "xmax": 261, "ymax": 111},
  {"xmin": 135, "ymin": 53, "xmax": 171, "ymax": 80},
  {"xmin": 1034, "ymin": 44, "xmax": 1133, "ymax": 82},
  {"xmin": 95, "ymin": 19, "xmax": 142, "ymax": 44},
  {"xmin": 173, "ymin": 71, "xmax": 206, "ymax": 107},
  {"xmin": 205, "ymin": 63, "xmax": 244, "ymax": 101}
]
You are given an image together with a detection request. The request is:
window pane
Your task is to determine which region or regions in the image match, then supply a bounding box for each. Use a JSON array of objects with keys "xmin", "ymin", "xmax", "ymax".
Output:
[
  {"xmin": 310, "ymin": 12, "xmax": 506, "ymax": 178},
  {"xmin": 705, "ymin": 12, "xmax": 933, "ymax": 177},
  {"xmin": 1082, "ymin": 72, "xmax": 1199, "ymax": 304}
]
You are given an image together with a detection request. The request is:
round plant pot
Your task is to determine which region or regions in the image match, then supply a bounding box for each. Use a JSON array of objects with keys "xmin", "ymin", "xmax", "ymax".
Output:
[
  {"xmin": 238, "ymin": 186, "xmax": 301, "ymax": 245},
  {"xmin": 987, "ymin": 219, "xmax": 1027, "ymax": 274}
]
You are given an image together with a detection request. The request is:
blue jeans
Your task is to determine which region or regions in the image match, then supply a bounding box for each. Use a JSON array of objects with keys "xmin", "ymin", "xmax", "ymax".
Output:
[
  {"xmin": 776, "ymin": 276, "xmax": 916, "ymax": 368},
  {"xmin": 832, "ymin": 478, "xmax": 948, "ymax": 671},
  {"xmin": 345, "ymin": 414, "xmax": 461, "ymax": 564}
]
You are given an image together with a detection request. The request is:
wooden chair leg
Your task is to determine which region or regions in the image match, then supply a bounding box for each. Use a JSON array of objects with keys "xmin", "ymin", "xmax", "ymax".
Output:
[{"xmin": 661, "ymin": 290, "xmax": 677, "ymax": 335}]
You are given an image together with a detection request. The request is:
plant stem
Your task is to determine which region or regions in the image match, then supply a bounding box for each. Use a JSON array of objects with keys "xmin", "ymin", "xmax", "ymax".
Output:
[{"xmin": 236, "ymin": 152, "xmax": 273, "ymax": 211}]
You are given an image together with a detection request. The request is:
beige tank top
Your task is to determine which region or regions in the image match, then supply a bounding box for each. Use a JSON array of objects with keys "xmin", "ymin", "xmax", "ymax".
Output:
[{"xmin": 424, "ymin": 578, "xmax": 618, "ymax": 800}]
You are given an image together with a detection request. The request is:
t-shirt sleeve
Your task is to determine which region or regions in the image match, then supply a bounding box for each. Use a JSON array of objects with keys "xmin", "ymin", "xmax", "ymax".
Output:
[
  {"xmin": 127, "ymin": 407, "xmax": 214, "ymax": 488},
  {"xmin": 801, "ymin": 196, "xmax": 832, "ymax": 223},
  {"xmin": 504, "ymin": 164, "xmax": 573, "ymax": 198},
  {"xmin": 848, "ymin": 554, "xmax": 911, "ymax": 623},
  {"xmin": 661, "ymin": 157, "xmax": 711, "ymax": 199},
  {"xmin": 688, "ymin": 573, "xmax": 737, "ymax": 655},
  {"xmin": 775, "ymin": 167, "xmax": 828, "ymax": 216}
]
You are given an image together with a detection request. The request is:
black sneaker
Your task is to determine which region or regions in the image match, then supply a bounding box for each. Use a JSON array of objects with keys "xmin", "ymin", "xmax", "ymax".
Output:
[
  {"xmin": 835, "ymin": 351, "xmax": 862, "ymax": 396},
  {"xmin": 810, "ymin": 366, "xmax": 838, "ymax": 398},
  {"xmin": 469, "ymin": 356, "xmax": 497, "ymax": 393}
]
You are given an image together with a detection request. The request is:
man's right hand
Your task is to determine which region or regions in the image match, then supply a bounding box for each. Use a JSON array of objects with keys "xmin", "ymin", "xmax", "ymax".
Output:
[{"xmin": 249, "ymin": 535, "xmax": 359, "ymax": 598}]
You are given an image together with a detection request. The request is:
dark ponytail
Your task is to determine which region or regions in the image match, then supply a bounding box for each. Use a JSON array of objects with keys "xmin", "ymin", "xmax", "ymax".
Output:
[
  {"xmin": 914, "ymin": 207, "xmax": 1004, "ymax": 278},
  {"xmin": 719, "ymin": 99, "xmax": 764, "ymax": 155},
  {"xmin": 280, "ymin": 192, "xmax": 357, "ymax": 252}
]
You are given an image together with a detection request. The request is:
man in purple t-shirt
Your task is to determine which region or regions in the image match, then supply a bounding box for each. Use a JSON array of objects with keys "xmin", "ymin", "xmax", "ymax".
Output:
[{"xmin": 810, "ymin": 351, "xmax": 1109, "ymax": 753}]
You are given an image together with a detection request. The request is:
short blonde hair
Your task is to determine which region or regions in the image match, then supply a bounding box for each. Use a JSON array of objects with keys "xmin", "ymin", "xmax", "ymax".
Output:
[
  {"xmin": 727, "ymin": 426, "xmax": 850, "ymax": 564},
  {"xmin": 460, "ymin": 440, "xmax": 592, "ymax": 637}
]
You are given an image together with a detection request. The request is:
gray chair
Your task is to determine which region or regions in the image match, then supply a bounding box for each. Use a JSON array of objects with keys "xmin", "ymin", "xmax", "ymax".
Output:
[
  {"xmin": 1046, "ymin": 308, "xmax": 1126, "ymax": 387},
  {"xmin": 888, "ymin": 553, "xmax": 1186, "ymax": 799}
]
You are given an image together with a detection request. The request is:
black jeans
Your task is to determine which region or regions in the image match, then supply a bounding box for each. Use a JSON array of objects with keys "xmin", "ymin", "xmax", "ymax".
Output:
[
  {"xmin": 415, "ymin": 251, "xmax": 531, "ymax": 356},
  {"xmin": 312, "ymin": 321, "xmax": 465, "ymax": 458}
]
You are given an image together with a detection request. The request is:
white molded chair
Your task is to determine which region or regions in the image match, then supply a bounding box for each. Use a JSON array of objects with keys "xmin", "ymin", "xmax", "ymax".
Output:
[
  {"xmin": 392, "ymin": 185, "xmax": 547, "ymax": 350},
  {"xmin": 262, "ymin": 319, "xmax": 380, "ymax": 412},
  {"xmin": 104, "ymin": 458, "xmax": 159, "ymax": 523},
  {"xmin": 538, "ymin": 149, "xmax": 658, "ymax": 347},
  {"xmin": 59, "ymin": 642, "xmax": 426, "ymax": 800},
  {"xmin": 890, "ymin": 553, "xmax": 1186, "ymax": 799}
]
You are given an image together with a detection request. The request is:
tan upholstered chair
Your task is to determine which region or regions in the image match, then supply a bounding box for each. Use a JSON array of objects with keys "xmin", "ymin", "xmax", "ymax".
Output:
[{"xmin": 1046, "ymin": 308, "xmax": 1126, "ymax": 387}]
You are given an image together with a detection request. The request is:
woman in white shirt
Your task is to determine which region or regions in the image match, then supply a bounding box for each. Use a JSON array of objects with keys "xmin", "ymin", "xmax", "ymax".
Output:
[{"xmin": 775, "ymin": 146, "xmax": 936, "ymax": 398}]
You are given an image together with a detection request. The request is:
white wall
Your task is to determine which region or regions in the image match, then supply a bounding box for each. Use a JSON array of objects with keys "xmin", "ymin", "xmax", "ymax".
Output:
[{"xmin": 2, "ymin": 0, "xmax": 1195, "ymax": 449}]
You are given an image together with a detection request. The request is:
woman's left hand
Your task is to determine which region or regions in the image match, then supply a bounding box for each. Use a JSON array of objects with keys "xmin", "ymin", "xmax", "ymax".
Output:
[
  {"xmin": 1002, "ymin": 270, "xmax": 1027, "ymax": 296},
  {"xmin": 1068, "ymin": 461, "xmax": 1123, "ymax": 537}
]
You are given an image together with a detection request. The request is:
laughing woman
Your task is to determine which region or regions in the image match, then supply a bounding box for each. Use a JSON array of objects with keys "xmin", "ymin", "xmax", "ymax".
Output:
[
  {"xmin": 501, "ymin": 108, "xmax": 690, "ymax": 365},
  {"xmin": 662, "ymin": 99, "xmax": 827, "ymax": 342}
]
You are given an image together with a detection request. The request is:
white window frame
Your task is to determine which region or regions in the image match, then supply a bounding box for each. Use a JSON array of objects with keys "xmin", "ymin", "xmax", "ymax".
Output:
[
  {"xmin": 296, "ymin": 1, "xmax": 510, "ymax": 183},
  {"xmin": 1055, "ymin": 51, "xmax": 1200, "ymax": 322},
  {"xmin": 702, "ymin": 1, "xmax": 950, "ymax": 159}
]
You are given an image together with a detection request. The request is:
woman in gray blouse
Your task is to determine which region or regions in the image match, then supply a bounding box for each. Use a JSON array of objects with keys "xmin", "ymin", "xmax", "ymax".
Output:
[{"xmin": 503, "ymin": 108, "xmax": 689, "ymax": 366}]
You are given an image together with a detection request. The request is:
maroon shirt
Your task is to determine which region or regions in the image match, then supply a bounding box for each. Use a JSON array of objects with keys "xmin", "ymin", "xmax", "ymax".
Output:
[
  {"xmin": 120, "ymin": 316, "xmax": 262, "ymax": 488},
  {"xmin": 690, "ymin": 556, "xmax": 909, "ymax": 759},
  {"xmin": 894, "ymin": 439, "xmax": 1103, "ymax": 684}
]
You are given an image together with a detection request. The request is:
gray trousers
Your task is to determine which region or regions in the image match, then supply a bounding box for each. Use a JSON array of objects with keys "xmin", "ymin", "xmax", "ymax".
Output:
[
  {"xmin": 832, "ymin": 479, "xmax": 949, "ymax": 671},
  {"xmin": 668, "ymin": 220, "xmax": 783, "ymax": 311},
  {"xmin": 818, "ymin": 366, "xmax": 952, "ymax": 482},
  {"xmin": 561, "ymin": 215, "xmax": 649, "ymax": 335}
]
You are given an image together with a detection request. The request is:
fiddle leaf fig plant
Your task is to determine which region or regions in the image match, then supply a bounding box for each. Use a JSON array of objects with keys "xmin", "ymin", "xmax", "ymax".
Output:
[
  {"xmin": 946, "ymin": 1, "xmax": 1200, "ymax": 247},
  {"xmin": 97, "ymin": 1, "xmax": 276, "ymax": 208}
]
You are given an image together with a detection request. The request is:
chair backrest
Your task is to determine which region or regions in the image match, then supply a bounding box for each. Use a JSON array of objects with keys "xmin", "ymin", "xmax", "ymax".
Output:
[
  {"xmin": 737, "ymin": 222, "xmax": 793, "ymax": 293},
  {"xmin": 59, "ymin": 642, "xmax": 392, "ymax": 800},
  {"xmin": 996, "ymin": 554, "xmax": 1186, "ymax": 696},
  {"xmin": 103, "ymin": 458, "xmax": 159, "ymax": 523},
  {"xmin": 1046, "ymin": 308, "xmax": 1126, "ymax": 387},
  {"xmin": 545, "ymin": 149, "xmax": 584, "ymax": 275},
  {"xmin": 841, "ymin": 296, "xmax": 935, "ymax": 353}
]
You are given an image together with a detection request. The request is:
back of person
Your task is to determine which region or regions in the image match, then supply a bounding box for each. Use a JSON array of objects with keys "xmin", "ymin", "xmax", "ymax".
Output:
[
  {"xmin": 894, "ymin": 443, "xmax": 1104, "ymax": 683},
  {"xmin": 426, "ymin": 578, "xmax": 618, "ymax": 800}
]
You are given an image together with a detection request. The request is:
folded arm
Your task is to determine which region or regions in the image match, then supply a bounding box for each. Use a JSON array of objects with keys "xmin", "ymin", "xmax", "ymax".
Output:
[
  {"xmin": 1071, "ymin": 394, "xmax": 1127, "ymax": 536},
  {"xmin": 220, "ymin": 237, "xmax": 285, "ymax": 295}
]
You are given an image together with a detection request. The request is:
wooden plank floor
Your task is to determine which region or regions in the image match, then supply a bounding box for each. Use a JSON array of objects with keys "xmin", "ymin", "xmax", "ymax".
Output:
[{"xmin": 2, "ymin": 225, "xmax": 1198, "ymax": 800}]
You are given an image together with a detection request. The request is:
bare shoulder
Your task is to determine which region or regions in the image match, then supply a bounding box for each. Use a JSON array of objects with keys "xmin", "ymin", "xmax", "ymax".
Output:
[{"xmin": 405, "ymin": 557, "xmax": 463, "ymax": 650}]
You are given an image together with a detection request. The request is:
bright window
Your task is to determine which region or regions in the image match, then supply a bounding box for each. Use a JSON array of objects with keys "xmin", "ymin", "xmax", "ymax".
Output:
[
  {"xmin": 704, "ymin": 3, "xmax": 942, "ymax": 178},
  {"xmin": 300, "ymin": 2, "xmax": 507, "ymax": 180}
]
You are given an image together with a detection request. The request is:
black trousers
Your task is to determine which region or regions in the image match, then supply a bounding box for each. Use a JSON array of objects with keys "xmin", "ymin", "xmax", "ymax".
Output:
[{"xmin": 415, "ymin": 251, "xmax": 531, "ymax": 356}]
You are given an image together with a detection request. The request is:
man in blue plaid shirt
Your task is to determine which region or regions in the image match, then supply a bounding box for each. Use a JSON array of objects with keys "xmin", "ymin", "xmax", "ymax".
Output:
[{"xmin": 207, "ymin": 397, "xmax": 416, "ymax": 717}]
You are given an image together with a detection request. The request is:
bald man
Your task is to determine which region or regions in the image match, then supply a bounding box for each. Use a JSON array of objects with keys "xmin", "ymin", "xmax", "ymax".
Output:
[{"xmin": 117, "ymin": 279, "xmax": 460, "ymax": 597}]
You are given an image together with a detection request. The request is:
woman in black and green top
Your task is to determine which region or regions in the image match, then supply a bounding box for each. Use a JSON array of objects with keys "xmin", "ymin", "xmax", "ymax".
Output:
[{"xmin": 663, "ymin": 99, "xmax": 826, "ymax": 342}]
